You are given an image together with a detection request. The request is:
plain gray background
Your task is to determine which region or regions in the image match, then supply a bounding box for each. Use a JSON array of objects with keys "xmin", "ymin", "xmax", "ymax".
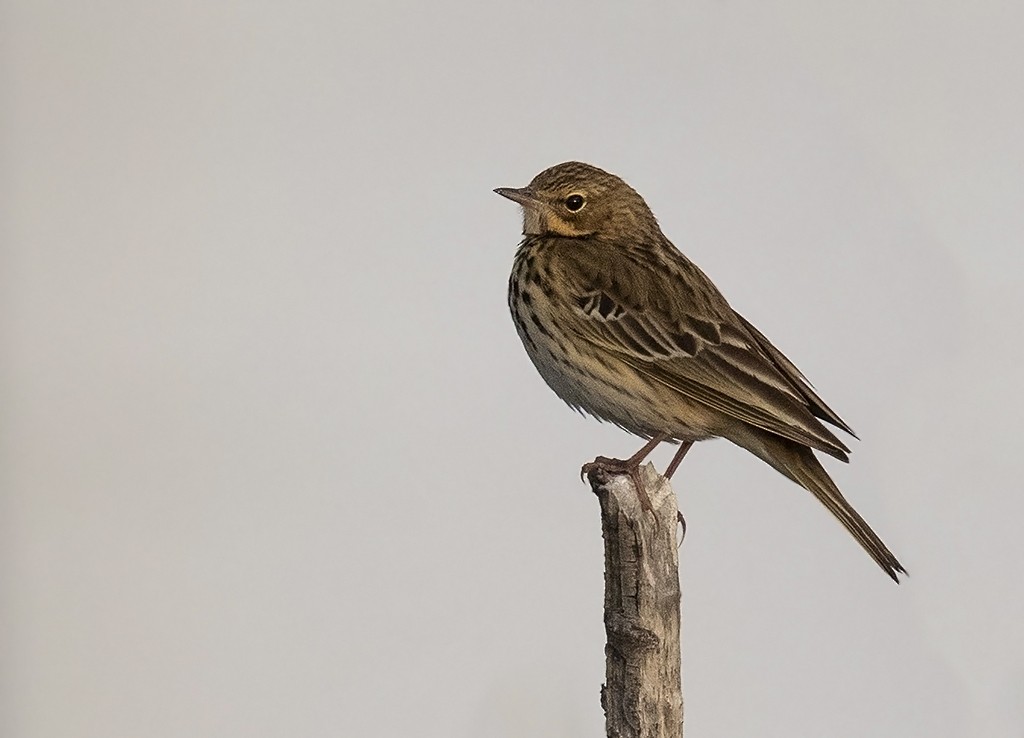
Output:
[{"xmin": 3, "ymin": 2, "xmax": 1023, "ymax": 736}]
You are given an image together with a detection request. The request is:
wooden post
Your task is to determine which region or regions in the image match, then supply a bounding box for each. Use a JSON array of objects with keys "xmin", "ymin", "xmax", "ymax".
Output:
[{"xmin": 586, "ymin": 462, "xmax": 683, "ymax": 738}]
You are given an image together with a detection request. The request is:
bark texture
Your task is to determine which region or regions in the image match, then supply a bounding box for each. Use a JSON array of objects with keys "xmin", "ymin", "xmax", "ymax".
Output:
[{"xmin": 587, "ymin": 462, "xmax": 683, "ymax": 738}]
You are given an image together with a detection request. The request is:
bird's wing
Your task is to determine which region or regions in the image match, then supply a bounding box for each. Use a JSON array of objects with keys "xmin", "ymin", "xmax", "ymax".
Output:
[
  {"xmin": 733, "ymin": 312, "xmax": 857, "ymax": 438},
  {"xmin": 556, "ymin": 243, "xmax": 852, "ymax": 460}
]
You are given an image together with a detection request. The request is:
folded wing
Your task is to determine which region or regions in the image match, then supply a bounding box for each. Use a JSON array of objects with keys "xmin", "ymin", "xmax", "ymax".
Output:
[{"xmin": 557, "ymin": 243, "xmax": 854, "ymax": 461}]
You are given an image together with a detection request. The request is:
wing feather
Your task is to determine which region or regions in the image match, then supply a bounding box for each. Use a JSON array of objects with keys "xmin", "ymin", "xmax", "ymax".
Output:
[
  {"xmin": 734, "ymin": 312, "xmax": 857, "ymax": 437},
  {"xmin": 559, "ymin": 243, "xmax": 853, "ymax": 460}
]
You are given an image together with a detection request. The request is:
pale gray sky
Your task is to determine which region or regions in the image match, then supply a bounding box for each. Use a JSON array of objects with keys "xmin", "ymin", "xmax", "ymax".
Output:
[{"xmin": 3, "ymin": 2, "xmax": 1023, "ymax": 736}]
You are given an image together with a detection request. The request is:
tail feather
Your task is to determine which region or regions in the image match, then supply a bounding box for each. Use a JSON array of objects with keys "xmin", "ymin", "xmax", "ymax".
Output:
[{"xmin": 737, "ymin": 431, "xmax": 906, "ymax": 582}]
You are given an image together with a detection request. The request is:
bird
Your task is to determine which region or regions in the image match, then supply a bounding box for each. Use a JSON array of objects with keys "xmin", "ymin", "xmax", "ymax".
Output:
[{"xmin": 495, "ymin": 161, "xmax": 906, "ymax": 582}]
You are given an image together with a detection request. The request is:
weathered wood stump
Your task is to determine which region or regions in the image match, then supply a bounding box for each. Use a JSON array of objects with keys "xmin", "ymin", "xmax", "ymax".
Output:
[{"xmin": 586, "ymin": 462, "xmax": 683, "ymax": 738}]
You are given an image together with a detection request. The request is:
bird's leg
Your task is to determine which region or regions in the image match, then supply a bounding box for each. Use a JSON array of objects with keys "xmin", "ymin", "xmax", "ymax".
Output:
[
  {"xmin": 664, "ymin": 440, "xmax": 693, "ymax": 479},
  {"xmin": 581, "ymin": 433, "xmax": 668, "ymax": 512},
  {"xmin": 664, "ymin": 441, "xmax": 694, "ymax": 541}
]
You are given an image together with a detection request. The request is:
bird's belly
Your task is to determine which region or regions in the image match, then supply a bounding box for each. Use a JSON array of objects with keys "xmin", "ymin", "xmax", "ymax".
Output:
[{"xmin": 513, "ymin": 307, "xmax": 714, "ymax": 442}]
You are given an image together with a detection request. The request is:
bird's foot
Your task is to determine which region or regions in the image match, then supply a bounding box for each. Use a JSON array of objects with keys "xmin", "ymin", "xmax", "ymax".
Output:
[{"xmin": 581, "ymin": 456, "xmax": 656, "ymax": 514}]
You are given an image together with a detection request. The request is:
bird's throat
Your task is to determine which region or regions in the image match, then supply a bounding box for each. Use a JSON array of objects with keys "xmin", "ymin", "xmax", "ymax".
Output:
[{"xmin": 522, "ymin": 207, "xmax": 545, "ymax": 235}]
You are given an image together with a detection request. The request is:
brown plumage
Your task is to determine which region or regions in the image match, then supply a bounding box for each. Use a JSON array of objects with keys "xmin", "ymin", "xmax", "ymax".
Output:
[{"xmin": 496, "ymin": 161, "xmax": 905, "ymax": 582}]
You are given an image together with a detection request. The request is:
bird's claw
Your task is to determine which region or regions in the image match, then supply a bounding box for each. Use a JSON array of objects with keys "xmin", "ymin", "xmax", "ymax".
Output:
[
  {"xmin": 580, "ymin": 456, "xmax": 619, "ymax": 482},
  {"xmin": 581, "ymin": 456, "xmax": 656, "ymax": 518}
]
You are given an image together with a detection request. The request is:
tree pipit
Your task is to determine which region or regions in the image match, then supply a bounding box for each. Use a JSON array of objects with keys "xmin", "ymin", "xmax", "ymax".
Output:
[{"xmin": 497, "ymin": 161, "xmax": 905, "ymax": 582}]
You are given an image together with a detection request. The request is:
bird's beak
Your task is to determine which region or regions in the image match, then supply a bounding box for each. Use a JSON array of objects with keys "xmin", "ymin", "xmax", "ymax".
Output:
[
  {"xmin": 493, "ymin": 186, "xmax": 538, "ymax": 207},
  {"xmin": 495, "ymin": 186, "xmax": 548, "ymax": 235}
]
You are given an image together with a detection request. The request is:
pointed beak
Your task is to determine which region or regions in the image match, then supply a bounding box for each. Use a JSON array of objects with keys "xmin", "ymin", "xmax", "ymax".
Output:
[{"xmin": 493, "ymin": 186, "xmax": 538, "ymax": 207}]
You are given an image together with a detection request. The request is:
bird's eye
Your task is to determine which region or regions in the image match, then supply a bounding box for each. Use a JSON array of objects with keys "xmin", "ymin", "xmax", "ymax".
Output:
[{"xmin": 564, "ymin": 194, "xmax": 585, "ymax": 212}]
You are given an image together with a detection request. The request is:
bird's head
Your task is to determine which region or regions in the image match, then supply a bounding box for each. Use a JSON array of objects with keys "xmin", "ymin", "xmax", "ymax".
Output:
[{"xmin": 495, "ymin": 161, "xmax": 659, "ymax": 240}]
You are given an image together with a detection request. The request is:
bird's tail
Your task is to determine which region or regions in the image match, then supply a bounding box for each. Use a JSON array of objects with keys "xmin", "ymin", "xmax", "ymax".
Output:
[{"xmin": 735, "ymin": 431, "xmax": 906, "ymax": 582}]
